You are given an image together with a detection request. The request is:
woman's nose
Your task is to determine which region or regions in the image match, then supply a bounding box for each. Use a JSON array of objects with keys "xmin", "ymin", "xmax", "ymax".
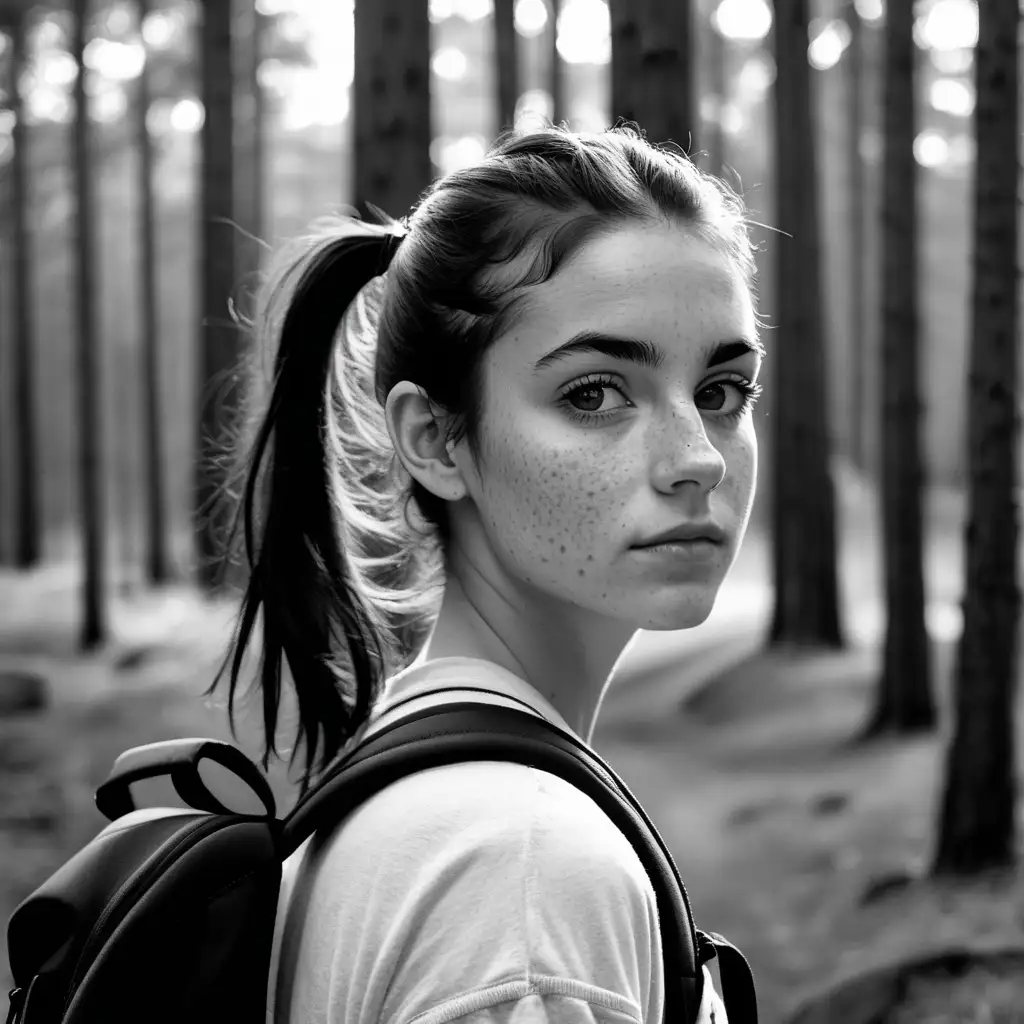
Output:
[{"xmin": 649, "ymin": 407, "xmax": 727, "ymax": 495}]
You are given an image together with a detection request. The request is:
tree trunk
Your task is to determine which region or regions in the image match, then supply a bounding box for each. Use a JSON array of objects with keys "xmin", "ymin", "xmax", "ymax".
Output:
[
  {"xmin": 608, "ymin": 0, "xmax": 695, "ymax": 152},
  {"xmin": 494, "ymin": 0, "xmax": 517, "ymax": 134},
  {"xmin": 769, "ymin": 0, "xmax": 844, "ymax": 648},
  {"xmin": 234, "ymin": 0, "xmax": 264, "ymax": 283},
  {"xmin": 609, "ymin": 0, "xmax": 639, "ymax": 125},
  {"xmin": 71, "ymin": 0, "xmax": 106, "ymax": 647},
  {"xmin": 548, "ymin": 0, "xmax": 564, "ymax": 126},
  {"xmin": 705, "ymin": 6, "xmax": 727, "ymax": 176},
  {"xmin": 196, "ymin": 0, "xmax": 239, "ymax": 592},
  {"xmin": 228, "ymin": 0, "xmax": 262, "ymax": 596},
  {"xmin": 249, "ymin": 25, "xmax": 262, "ymax": 251},
  {"xmin": 933, "ymin": 0, "xmax": 1020, "ymax": 876},
  {"xmin": 6, "ymin": 7, "xmax": 40, "ymax": 569},
  {"xmin": 862, "ymin": 0, "xmax": 935, "ymax": 736},
  {"xmin": 858, "ymin": 14, "xmax": 884, "ymax": 479},
  {"xmin": 135, "ymin": 0, "xmax": 171, "ymax": 584},
  {"xmin": 845, "ymin": 0, "xmax": 866, "ymax": 472},
  {"xmin": 252, "ymin": 20, "xmax": 265, "ymax": 244},
  {"xmin": 353, "ymin": 0, "xmax": 432, "ymax": 218}
]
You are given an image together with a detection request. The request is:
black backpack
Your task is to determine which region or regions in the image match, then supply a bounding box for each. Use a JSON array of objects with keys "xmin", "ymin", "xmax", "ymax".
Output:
[{"xmin": 6, "ymin": 698, "xmax": 758, "ymax": 1024}]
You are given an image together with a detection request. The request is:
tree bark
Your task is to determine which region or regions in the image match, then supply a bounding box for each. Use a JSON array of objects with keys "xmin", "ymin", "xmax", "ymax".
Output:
[
  {"xmin": 845, "ymin": 0, "xmax": 866, "ymax": 472},
  {"xmin": 863, "ymin": 0, "xmax": 935, "ymax": 736},
  {"xmin": 933, "ymin": 0, "xmax": 1020, "ymax": 876},
  {"xmin": 494, "ymin": 0, "xmax": 517, "ymax": 134},
  {"xmin": 71, "ymin": 0, "xmax": 106, "ymax": 647},
  {"xmin": 548, "ymin": 0, "xmax": 565, "ymax": 126},
  {"xmin": 608, "ymin": 0, "xmax": 695, "ymax": 152},
  {"xmin": 196, "ymin": 0, "xmax": 239, "ymax": 591},
  {"xmin": 135, "ymin": 0, "xmax": 171, "ymax": 584},
  {"xmin": 353, "ymin": 0, "xmax": 432, "ymax": 218},
  {"xmin": 7, "ymin": 6, "xmax": 40, "ymax": 569},
  {"xmin": 769, "ymin": 0, "xmax": 844, "ymax": 648}
]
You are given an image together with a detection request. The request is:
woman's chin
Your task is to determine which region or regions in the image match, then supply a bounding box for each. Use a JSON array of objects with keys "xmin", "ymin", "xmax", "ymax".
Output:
[{"xmin": 634, "ymin": 589, "xmax": 721, "ymax": 632}]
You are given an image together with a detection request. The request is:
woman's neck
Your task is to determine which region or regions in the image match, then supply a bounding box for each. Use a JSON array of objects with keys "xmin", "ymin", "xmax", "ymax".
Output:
[{"xmin": 415, "ymin": 570, "xmax": 637, "ymax": 743}]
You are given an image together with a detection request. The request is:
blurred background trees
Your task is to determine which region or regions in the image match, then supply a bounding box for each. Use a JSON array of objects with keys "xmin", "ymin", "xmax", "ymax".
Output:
[
  {"xmin": 495, "ymin": 0, "xmax": 516, "ymax": 131},
  {"xmin": 547, "ymin": 0, "xmax": 563, "ymax": 124},
  {"xmin": 769, "ymin": 0, "xmax": 844, "ymax": 649},
  {"xmin": 1, "ymin": 0, "xmax": 1022, "ymax": 1016},
  {"xmin": 70, "ymin": 0, "xmax": 105, "ymax": 646},
  {"xmin": 934, "ymin": 0, "xmax": 1020, "ymax": 876},
  {"xmin": 608, "ymin": 0, "xmax": 695, "ymax": 151},
  {"xmin": 844, "ymin": 0, "xmax": 866, "ymax": 473},
  {"xmin": 701, "ymin": 0, "xmax": 727, "ymax": 174},
  {"xmin": 233, "ymin": 0, "xmax": 264, "ymax": 285},
  {"xmin": 352, "ymin": 0, "xmax": 431, "ymax": 215},
  {"xmin": 865, "ymin": 0, "xmax": 935, "ymax": 735},
  {"xmin": 0, "ymin": 0, "xmax": 39, "ymax": 572},
  {"xmin": 195, "ymin": 0, "xmax": 237, "ymax": 592},
  {"xmin": 133, "ymin": 0, "xmax": 169, "ymax": 586}
]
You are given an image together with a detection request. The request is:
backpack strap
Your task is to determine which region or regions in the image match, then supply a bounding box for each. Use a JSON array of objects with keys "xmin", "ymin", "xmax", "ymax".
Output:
[
  {"xmin": 696, "ymin": 930, "xmax": 759, "ymax": 1024},
  {"xmin": 282, "ymin": 702, "xmax": 704, "ymax": 1023}
]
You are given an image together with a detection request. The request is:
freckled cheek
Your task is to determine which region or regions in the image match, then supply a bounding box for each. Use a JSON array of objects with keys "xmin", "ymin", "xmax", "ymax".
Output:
[
  {"xmin": 479, "ymin": 440, "xmax": 625, "ymax": 562},
  {"xmin": 542, "ymin": 455, "xmax": 636, "ymax": 565},
  {"xmin": 716, "ymin": 431, "xmax": 758, "ymax": 505}
]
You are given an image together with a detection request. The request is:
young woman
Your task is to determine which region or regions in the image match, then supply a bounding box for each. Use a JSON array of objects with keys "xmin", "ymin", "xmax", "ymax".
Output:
[{"xmin": 212, "ymin": 124, "xmax": 763, "ymax": 1024}]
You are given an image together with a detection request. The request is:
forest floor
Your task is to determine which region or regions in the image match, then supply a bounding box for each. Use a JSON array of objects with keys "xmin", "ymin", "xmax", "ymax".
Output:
[
  {"xmin": 3, "ymin": 470, "xmax": 1024, "ymax": 1022},
  {"xmin": 602, "ymin": 639, "xmax": 1024, "ymax": 1024}
]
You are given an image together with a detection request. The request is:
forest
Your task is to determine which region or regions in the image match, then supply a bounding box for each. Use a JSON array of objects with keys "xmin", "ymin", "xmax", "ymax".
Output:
[{"xmin": 0, "ymin": 0, "xmax": 1020, "ymax": 1021}]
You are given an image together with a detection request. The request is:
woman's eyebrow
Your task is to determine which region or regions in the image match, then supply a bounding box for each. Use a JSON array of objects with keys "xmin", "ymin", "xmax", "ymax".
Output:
[
  {"xmin": 705, "ymin": 338, "xmax": 765, "ymax": 366},
  {"xmin": 532, "ymin": 331, "xmax": 662, "ymax": 373},
  {"xmin": 532, "ymin": 331, "xmax": 763, "ymax": 374}
]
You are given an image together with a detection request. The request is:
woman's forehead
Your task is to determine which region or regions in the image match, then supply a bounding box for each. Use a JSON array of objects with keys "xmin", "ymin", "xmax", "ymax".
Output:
[
  {"xmin": 504, "ymin": 225, "xmax": 755, "ymax": 356},
  {"xmin": 562, "ymin": 223, "xmax": 742, "ymax": 289}
]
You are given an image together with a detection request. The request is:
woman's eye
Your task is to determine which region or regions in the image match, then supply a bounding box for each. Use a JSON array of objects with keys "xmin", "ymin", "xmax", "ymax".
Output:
[
  {"xmin": 564, "ymin": 381, "xmax": 629, "ymax": 414},
  {"xmin": 697, "ymin": 379, "xmax": 759, "ymax": 416}
]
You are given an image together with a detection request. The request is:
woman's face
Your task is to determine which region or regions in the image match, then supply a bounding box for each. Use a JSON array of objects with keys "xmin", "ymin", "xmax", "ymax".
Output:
[{"xmin": 451, "ymin": 221, "xmax": 761, "ymax": 632}]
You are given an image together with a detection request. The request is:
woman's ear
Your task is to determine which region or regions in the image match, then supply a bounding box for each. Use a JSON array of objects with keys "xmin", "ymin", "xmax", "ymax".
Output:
[{"xmin": 384, "ymin": 381, "xmax": 467, "ymax": 502}]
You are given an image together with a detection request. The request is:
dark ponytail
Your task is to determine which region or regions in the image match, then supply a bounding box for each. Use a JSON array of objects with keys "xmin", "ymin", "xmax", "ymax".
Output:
[{"xmin": 208, "ymin": 221, "xmax": 406, "ymax": 797}]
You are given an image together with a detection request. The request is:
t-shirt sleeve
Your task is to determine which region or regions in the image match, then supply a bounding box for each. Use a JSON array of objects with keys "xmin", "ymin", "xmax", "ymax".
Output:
[{"xmin": 316, "ymin": 763, "xmax": 666, "ymax": 1024}]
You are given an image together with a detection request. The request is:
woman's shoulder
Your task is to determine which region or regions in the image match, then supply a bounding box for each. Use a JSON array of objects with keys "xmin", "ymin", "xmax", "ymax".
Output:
[
  {"xmin": 303, "ymin": 757, "xmax": 659, "ymax": 940},
  {"xmin": 292, "ymin": 760, "xmax": 662, "ymax": 1024},
  {"xmin": 320, "ymin": 759, "xmax": 644, "ymax": 865},
  {"xmin": 285, "ymin": 750, "xmax": 649, "ymax": 895},
  {"xmin": 278, "ymin": 761, "xmax": 663, "ymax": 1024}
]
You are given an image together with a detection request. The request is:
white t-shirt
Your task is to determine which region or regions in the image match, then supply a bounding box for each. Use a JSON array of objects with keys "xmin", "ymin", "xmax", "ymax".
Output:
[{"xmin": 267, "ymin": 657, "xmax": 727, "ymax": 1024}]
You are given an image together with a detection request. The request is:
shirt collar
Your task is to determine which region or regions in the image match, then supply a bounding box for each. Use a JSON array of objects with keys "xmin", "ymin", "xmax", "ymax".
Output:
[{"xmin": 373, "ymin": 656, "xmax": 580, "ymax": 742}]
